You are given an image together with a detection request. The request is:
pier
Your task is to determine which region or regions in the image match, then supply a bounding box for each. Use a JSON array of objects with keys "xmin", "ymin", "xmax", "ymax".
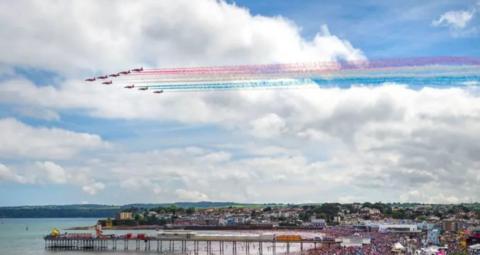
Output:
[{"xmin": 44, "ymin": 235, "xmax": 331, "ymax": 254}]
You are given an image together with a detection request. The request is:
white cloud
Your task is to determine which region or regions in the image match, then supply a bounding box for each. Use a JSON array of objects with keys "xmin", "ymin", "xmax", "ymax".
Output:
[
  {"xmin": 432, "ymin": 9, "xmax": 475, "ymax": 29},
  {"xmin": 0, "ymin": 0, "xmax": 364, "ymax": 76},
  {"xmin": 2, "ymin": 73, "xmax": 480, "ymax": 203},
  {"xmin": 36, "ymin": 161, "xmax": 67, "ymax": 184},
  {"xmin": 0, "ymin": 118, "xmax": 108, "ymax": 160},
  {"xmin": 2, "ymin": 79, "xmax": 480, "ymax": 203},
  {"xmin": 87, "ymin": 85, "xmax": 480, "ymax": 202},
  {"xmin": 120, "ymin": 177, "xmax": 164, "ymax": 196},
  {"xmin": 399, "ymin": 190, "xmax": 466, "ymax": 204},
  {"xmin": 175, "ymin": 189, "xmax": 209, "ymax": 202},
  {"xmin": 0, "ymin": 163, "xmax": 28, "ymax": 184},
  {"xmin": 82, "ymin": 182, "xmax": 105, "ymax": 195},
  {"xmin": 200, "ymin": 152, "xmax": 231, "ymax": 163},
  {"xmin": 250, "ymin": 113, "xmax": 286, "ymax": 138},
  {"xmin": 0, "ymin": 161, "xmax": 106, "ymax": 195},
  {"xmin": 14, "ymin": 107, "xmax": 60, "ymax": 121}
]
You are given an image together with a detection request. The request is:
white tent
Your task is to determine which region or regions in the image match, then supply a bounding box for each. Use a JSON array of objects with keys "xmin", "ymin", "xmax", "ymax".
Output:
[
  {"xmin": 392, "ymin": 242, "xmax": 406, "ymax": 254},
  {"xmin": 419, "ymin": 246, "xmax": 439, "ymax": 255},
  {"xmin": 393, "ymin": 242, "xmax": 406, "ymax": 251},
  {"xmin": 469, "ymin": 243, "xmax": 480, "ymax": 250}
]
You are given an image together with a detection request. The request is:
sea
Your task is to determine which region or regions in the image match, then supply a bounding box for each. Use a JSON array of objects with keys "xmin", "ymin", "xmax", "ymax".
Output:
[
  {"xmin": 0, "ymin": 218, "xmax": 102, "ymax": 255},
  {"xmin": 0, "ymin": 218, "xmax": 316, "ymax": 255}
]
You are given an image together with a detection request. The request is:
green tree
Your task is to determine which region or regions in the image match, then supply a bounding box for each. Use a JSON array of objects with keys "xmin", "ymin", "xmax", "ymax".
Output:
[
  {"xmin": 263, "ymin": 207, "xmax": 272, "ymax": 212},
  {"xmin": 314, "ymin": 203, "xmax": 340, "ymax": 223},
  {"xmin": 186, "ymin": 207, "xmax": 195, "ymax": 215}
]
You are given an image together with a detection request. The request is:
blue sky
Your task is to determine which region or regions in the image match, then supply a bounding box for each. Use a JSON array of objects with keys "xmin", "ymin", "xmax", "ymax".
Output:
[
  {"xmin": 233, "ymin": 0, "xmax": 480, "ymax": 57},
  {"xmin": 0, "ymin": 0, "xmax": 479, "ymax": 206}
]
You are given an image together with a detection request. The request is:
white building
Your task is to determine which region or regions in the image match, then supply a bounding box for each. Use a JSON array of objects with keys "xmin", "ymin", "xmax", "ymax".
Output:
[{"xmin": 378, "ymin": 224, "xmax": 419, "ymax": 233}]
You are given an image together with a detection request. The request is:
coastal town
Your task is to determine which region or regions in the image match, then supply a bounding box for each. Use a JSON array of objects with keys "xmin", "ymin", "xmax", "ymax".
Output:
[{"xmin": 85, "ymin": 203, "xmax": 480, "ymax": 254}]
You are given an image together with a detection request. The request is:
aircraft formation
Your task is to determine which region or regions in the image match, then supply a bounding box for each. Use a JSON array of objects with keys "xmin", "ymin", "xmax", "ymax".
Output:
[{"xmin": 84, "ymin": 57, "xmax": 480, "ymax": 94}]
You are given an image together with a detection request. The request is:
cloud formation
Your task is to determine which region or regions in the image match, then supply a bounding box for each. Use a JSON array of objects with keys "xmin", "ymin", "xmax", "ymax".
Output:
[
  {"xmin": 432, "ymin": 3, "xmax": 479, "ymax": 37},
  {"xmin": 36, "ymin": 161, "xmax": 68, "ymax": 184},
  {"xmin": 432, "ymin": 10, "xmax": 475, "ymax": 29},
  {"xmin": 0, "ymin": 0, "xmax": 364, "ymax": 76},
  {"xmin": 0, "ymin": 118, "xmax": 108, "ymax": 160},
  {"xmin": 0, "ymin": 160, "xmax": 105, "ymax": 196},
  {"xmin": 3, "ymin": 80, "xmax": 480, "ymax": 203},
  {"xmin": 0, "ymin": 0, "xmax": 479, "ymax": 204},
  {"xmin": 0, "ymin": 163, "xmax": 28, "ymax": 184},
  {"xmin": 82, "ymin": 182, "xmax": 106, "ymax": 195}
]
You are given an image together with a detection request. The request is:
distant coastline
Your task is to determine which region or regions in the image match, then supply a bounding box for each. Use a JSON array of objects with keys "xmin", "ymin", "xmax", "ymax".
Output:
[
  {"xmin": 0, "ymin": 202, "xmax": 268, "ymax": 218},
  {"xmin": 3, "ymin": 202, "xmax": 479, "ymax": 218}
]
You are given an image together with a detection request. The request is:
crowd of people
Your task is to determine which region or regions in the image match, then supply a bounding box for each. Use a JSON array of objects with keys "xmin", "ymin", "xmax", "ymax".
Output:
[{"xmin": 308, "ymin": 227, "xmax": 421, "ymax": 255}]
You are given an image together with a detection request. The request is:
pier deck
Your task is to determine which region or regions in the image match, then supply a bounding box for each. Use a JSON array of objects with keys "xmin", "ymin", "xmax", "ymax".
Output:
[{"xmin": 44, "ymin": 236, "xmax": 331, "ymax": 254}]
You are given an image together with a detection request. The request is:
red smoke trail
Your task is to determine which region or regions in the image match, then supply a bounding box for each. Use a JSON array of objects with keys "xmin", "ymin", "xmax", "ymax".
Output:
[{"xmin": 129, "ymin": 56, "xmax": 480, "ymax": 76}]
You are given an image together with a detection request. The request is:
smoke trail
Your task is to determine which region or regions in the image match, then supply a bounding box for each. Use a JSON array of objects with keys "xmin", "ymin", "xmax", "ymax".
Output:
[{"xmin": 85, "ymin": 57, "xmax": 480, "ymax": 93}]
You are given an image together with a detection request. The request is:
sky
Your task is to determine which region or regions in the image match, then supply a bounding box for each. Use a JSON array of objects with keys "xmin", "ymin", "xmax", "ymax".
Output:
[{"xmin": 0, "ymin": 0, "xmax": 480, "ymax": 206}]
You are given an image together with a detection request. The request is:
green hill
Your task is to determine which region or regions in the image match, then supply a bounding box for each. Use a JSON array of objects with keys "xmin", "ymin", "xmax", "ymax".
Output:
[{"xmin": 0, "ymin": 202, "xmax": 267, "ymax": 218}]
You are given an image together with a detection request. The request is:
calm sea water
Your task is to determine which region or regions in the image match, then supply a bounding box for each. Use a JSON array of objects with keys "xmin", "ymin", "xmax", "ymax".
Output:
[
  {"xmin": 0, "ymin": 218, "xmax": 315, "ymax": 255},
  {"xmin": 0, "ymin": 218, "xmax": 163, "ymax": 255},
  {"xmin": 0, "ymin": 218, "xmax": 100, "ymax": 255}
]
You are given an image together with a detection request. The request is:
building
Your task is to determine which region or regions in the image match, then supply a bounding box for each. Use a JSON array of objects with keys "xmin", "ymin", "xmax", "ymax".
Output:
[
  {"xmin": 378, "ymin": 224, "xmax": 419, "ymax": 233},
  {"xmin": 442, "ymin": 220, "xmax": 467, "ymax": 232},
  {"xmin": 340, "ymin": 236, "xmax": 371, "ymax": 247},
  {"xmin": 118, "ymin": 212, "xmax": 133, "ymax": 220},
  {"xmin": 309, "ymin": 217, "xmax": 327, "ymax": 228}
]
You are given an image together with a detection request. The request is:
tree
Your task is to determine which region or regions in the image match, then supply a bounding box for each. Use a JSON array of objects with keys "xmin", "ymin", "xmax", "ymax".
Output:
[
  {"xmin": 186, "ymin": 207, "xmax": 195, "ymax": 215},
  {"xmin": 134, "ymin": 213, "xmax": 141, "ymax": 221},
  {"xmin": 166, "ymin": 205, "xmax": 177, "ymax": 214},
  {"xmin": 263, "ymin": 207, "xmax": 272, "ymax": 212},
  {"xmin": 314, "ymin": 204, "xmax": 340, "ymax": 223},
  {"xmin": 299, "ymin": 211, "xmax": 313, "ymax": 222},
  {"xmin": 362, "ymin": 202, "xmax": 373, "ymax": 208}
]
